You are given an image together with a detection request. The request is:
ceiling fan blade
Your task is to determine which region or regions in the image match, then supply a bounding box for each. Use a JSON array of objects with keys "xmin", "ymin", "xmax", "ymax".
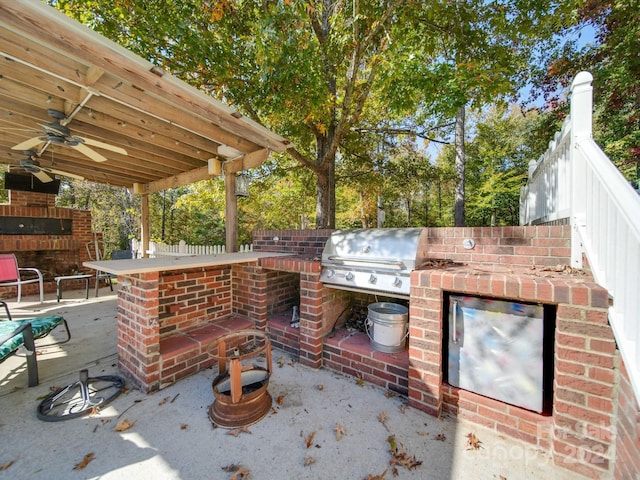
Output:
[
  {"xmin": 47, "ymin": 168, "xmax": 85, "ymax": 181},
  {"xmin": 32, "ymin": 169, "xmax": 54, "ymax": 183},
  {"xmin": 80, "ymin": 137, "xmax": 128, "ymax": 155},
  {"xmin": 71, "ymin": 143, "xmax": 108, "ymax": 162},
  {"xmin": 12, "ymin": 137, "xmax": 45, "ymax": 151}
]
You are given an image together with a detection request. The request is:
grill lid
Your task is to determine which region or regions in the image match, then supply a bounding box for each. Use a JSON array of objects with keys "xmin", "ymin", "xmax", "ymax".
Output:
[{"xmin": 320, "ymin": 228, "xmax": 424, "ymax": 298}]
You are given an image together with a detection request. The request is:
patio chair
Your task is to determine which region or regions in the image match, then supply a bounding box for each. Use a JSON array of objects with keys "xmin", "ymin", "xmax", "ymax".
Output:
[
  {"xmin": 86, "ymin": 240, "xmax": 133, "ymax": 297},
  {"xmin": 0, "ymin": 253, "xmax": 44, "ymax": 303},
  {"xmin": 86, "ymin": 238, "xmax": 114, "ymax": 296},
  {"xmin": 0, "ymin": 300, "xmax": 70, "ymax": 387}
]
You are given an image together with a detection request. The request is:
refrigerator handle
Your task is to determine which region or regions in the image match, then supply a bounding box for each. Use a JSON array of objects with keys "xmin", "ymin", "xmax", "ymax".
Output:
[{"xmin": 452, "ymin": 300, "xmax": 458, "ymax": 344}]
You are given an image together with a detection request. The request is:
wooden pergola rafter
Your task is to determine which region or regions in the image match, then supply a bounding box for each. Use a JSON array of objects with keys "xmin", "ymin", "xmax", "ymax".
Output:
[{"xmin": 0, "ymin": 0, "xmax": 291, "ymax": 252}]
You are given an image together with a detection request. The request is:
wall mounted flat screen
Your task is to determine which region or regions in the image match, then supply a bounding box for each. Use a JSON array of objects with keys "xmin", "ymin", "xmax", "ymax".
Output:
[{"xmin": 3, "ymin": 172, "xmax": 61, "ymax": 195}]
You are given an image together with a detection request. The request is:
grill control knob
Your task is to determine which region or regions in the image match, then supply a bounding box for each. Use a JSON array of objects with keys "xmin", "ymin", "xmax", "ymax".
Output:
[
  {"xmin": 345, "ymin": 272, "xmax": 354, "ymax": 281},
  {"xmin": 368, "ymin": 274, "xmax": 377, "ymax": 284},
  {"xmin": 393, "ymin": 277, "xmax": 402, "ymax": 287},
  {"xmin": 325, "ymin": 269, "xmax": 335, "ymax": 278}
]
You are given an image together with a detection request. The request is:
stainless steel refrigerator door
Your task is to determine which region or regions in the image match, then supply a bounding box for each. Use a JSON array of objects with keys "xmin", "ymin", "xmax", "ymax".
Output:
[{"xmin": 447, "ymin": 295, "xmax": 545, "ymax": 412}]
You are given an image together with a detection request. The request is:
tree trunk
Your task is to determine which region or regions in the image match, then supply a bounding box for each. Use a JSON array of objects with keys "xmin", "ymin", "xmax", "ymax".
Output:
[
  {"xmin": 454, "ymin": 106, "xmax": 466, "ymax": 227},
  {"xmin": 315, "ymin": 130, "xmax": 336, "ymax": 229},
  {"xmin": 315, "ymin": 163, "xmax": 335, "ymax": 229},
  {"xmin": 359, "ymin": 191, "xmax": 368, "ymax": 228}
]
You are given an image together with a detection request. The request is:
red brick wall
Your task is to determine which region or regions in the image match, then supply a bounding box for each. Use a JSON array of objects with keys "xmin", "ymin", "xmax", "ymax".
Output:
[
  {"xmin": 265, "ymin": 271, "xmax": 299, "ymax": 317},
  {"xmin": 252, "ymin": 229, "xmax": 332, "ymax": 255},
  {"xmin": 232, "ymin": 262, "xmax": 267, "ymax": 328},
  {"xmin": 419, "ymin": 225, "xmax": 572, "ymax": 268},
  {"xmin": 0, "ymin": 190, "xmax": 95, "ymax": 298},
  {"xmin": 614, "ymin": 360, "xmax": 640, "ymax": 480},
  {"xmin": 409, "ymin": 267, "xmax": 615, "ymax": 479},
  {"xmin": 116, "ymin": 272, "xmax": 161, "ymax": 392},
  {"xmin": 158, "ymin": 266, "xmax": 232, "ymax": 339}
]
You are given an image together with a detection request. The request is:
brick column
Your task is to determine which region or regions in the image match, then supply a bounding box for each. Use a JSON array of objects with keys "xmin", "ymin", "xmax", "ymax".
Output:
[
  {"xmin": 552, "ymin": 291, "xmax": 616, "ymax": 479},
  {"xmin": 117, "ymin": 272, "xmax": 161, "ymax": 392},
  {"xmin": 298, "ymin": 272, "xmax": 325, "ymax": 367},
  {"xmin": 232, "ymin": 262, "xmax": 268, "ymax": 329},
  {"xmin": 407, "ymin": 270, "xmax": 443, "ymax": 417}
]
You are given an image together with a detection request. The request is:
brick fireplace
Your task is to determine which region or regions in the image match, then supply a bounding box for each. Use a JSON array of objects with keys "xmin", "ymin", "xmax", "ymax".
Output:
[{"xmin": 0, "ymin": 189, "xmax": 95, "ymax": 299}]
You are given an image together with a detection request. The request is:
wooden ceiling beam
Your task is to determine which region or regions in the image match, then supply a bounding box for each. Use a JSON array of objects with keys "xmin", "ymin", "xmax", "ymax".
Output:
[{"xmin": 0, "ymin": 7, "xmax": 289, "ymax": 152}]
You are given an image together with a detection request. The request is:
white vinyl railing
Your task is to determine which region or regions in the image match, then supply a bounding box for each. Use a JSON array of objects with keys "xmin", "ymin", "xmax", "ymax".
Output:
[
  {"xmin": 130, "ymin": 239, "xmax": 253, "ymax": 258},
  {"xmin": 521, "ymin": 71, "xmax": 640, "ymax": 404}
]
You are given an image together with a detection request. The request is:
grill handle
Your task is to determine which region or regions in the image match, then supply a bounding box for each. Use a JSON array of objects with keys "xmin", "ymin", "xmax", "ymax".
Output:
[{"xmin": 326, "ymin": 256, "xmax": 405, "ymax": 268}]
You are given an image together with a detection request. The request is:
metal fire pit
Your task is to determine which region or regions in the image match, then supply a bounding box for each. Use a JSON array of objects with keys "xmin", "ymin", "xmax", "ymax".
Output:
[{"xmin": 207, "ymin": 329, "xmax": 273, "ymax": 428}]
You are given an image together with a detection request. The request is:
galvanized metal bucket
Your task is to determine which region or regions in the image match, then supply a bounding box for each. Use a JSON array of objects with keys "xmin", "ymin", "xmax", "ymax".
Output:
[{"xmin": 366, "ymin": 302, "xmax": 409, "ymax": 353}]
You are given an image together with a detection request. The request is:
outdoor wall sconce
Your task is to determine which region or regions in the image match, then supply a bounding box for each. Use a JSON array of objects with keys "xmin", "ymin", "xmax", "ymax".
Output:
[
  {"xmin": 236, "ymin": 172, "xmax": 250, "ymax": 197},
  {"xmin": 208, "ymin": 158, "xmax": 222, "ymax": 176}
]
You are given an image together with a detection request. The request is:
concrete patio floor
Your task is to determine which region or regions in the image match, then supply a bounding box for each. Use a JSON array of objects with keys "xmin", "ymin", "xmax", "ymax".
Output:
[{"xmin": 0, "ymin": 287, "xmax": 588, "ymax": 480}]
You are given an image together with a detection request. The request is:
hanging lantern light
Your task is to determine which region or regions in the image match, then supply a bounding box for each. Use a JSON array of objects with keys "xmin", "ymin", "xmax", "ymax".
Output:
[{"xmin": 235, "ymin": 172, "xmax": 250, "ymax": 197}]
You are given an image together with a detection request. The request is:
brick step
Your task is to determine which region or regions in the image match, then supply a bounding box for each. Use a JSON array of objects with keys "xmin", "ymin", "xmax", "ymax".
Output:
[
  {"xmin": 266, "ymin": 314, "xmax": 300, "ymax": 356},
  {"xmin": 159, "ymin": 315, "xmax": 255, "ymax": 388},
  {"xmin": 323, "ymin": 329, "xmax": 409, "ymax": 395}
]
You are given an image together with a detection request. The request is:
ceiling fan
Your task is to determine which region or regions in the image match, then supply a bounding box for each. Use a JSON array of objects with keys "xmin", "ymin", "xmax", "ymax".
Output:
[
  {"xmin": 12, "ymin": 150, "xmax": 84, "ymax": 183},
  {"xmin": 11, "ymin": 109, "xmax": 127, "ymax": 162}
]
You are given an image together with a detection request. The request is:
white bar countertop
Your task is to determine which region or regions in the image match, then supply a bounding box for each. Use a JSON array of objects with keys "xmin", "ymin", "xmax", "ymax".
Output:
[{"xmin": 83, "ymin": 252, "xmax": 291, "ymax": 275}]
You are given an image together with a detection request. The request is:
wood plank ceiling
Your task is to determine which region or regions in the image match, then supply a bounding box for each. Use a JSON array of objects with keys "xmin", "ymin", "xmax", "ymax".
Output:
[{"xmin": 0, "ymin": 0, "xmax": 290, "ymax": 194}]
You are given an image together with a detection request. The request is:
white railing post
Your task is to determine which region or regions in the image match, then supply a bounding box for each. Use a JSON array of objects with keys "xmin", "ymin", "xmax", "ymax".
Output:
[{"xmin": 570, "ymin": 71, "xmax": 594, "ymax": 268}]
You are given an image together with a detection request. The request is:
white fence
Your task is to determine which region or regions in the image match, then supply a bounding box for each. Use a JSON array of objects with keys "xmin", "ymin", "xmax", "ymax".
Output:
[
  {"xmin": 130, "ymin": 239, "xmax": 253, "ymax": 257},
  {"xmin": 520, "ymin": 71, "xmax": 640, "ymax": 403}
]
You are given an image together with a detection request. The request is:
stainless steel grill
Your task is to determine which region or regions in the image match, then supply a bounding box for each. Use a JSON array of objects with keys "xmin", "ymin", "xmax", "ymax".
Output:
[{"xmin": 319, "ymin": 228, "xmax": 425, "ymax": 299}]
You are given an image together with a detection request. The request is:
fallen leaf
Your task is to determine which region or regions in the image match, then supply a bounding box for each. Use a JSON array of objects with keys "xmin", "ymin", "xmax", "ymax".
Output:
[
  {"xmin": 305, "ymin": 431, "xmax": 316, "ymax": 448},
  {"xmin": 230, "ymin": 467, "xmax": 251, "ymax": 479},
  {"xmin": 227, "ymin": 426, "xmax": 252, "ymax": 437},
  {"xmin": 317, "ymin": 384, "xmax": 324, "ymax": 391},
  {"xmin": 101, "ymin": 418, "xmax": 111, "ymax": 425},
  {"xmin": 364, "ymin": 470, "xmax": 387, "ymax": 480},
  {"xmin": 277, "ymin": 395, "xmax": 284, "ymax": 405},
  {"xmin": 89, "ymin": 406, "xmax": 101, "ymax": 417},
  {"xmin": 356, "ymin": 377, "xmax": 365, "ymax": 387},
  {"xmin": 385, "ymin": 391, "xmax": 398, "ymax": 398},
  {"xmin": 435, "ymin": 433, "xmax": 446, "ymax": 441},
  {"xmin": 277, "ymin": 357, "xmax": 285, "ymax": 368},
  {"xmin": 0, "ymin": 460, "xmax": 14, "ymax": 471},
  {"xmin": 73, "ymin": 453, "xmax": 95, "ymax": 470},
  {"xmin": 303, "ymin": 456, "xmax": 316, "ymax": 467},
  {"xmin": 378, "ymin": 411, "xmax": 391, "ymax": 432},
  {"xmin": 499, "ymin": 476, "xmax": 507, "ymax": 480},
  {"xmin": 158, "ymin": 397, "xmax": 170, "ymax": 406},
  {"xmin": 335, "ymin": 424, "xmax": 346, "ymax": 441},
  {"xmin": 221, "ymin": 464, "xmax": 241, "ymax": 472},
  {"xmin": 270, "ymin": 407, "xmax": 278, "ymax": 414},
  {"xmin": 387, "ymin": 435, "xmax": 422, "ymax": 471},
  {"xmin": 114, "ymin": 418, "xmax": 135, "ymax": 432},
  {"xmin": 180, "ymin": 424, "xmax": 188, "ymax": 430},
  {"xmin": 399, "ymin": 404, "xmax": 407, "ymax": 414},
  {"xmin": 466, "ymin": 432, "xmax": 483, "ymax": 450}
]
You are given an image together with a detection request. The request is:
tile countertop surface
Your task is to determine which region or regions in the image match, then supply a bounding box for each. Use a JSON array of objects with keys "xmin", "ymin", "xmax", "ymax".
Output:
[{"xmin": 83, "ymin": 252, "xmax": 292, "ymax": 275}]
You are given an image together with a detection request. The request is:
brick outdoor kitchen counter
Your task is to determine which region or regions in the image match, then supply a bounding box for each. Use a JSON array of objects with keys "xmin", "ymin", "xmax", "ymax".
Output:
[{"xmin": 83, "ymin": 252, "xmax": 290, "ymax": 392}]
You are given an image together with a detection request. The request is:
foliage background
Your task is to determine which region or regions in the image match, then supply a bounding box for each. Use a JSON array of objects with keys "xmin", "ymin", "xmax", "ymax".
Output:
[{"xmin": 2, "ymin": 1, "xmax": 636, "ymax": 256}]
